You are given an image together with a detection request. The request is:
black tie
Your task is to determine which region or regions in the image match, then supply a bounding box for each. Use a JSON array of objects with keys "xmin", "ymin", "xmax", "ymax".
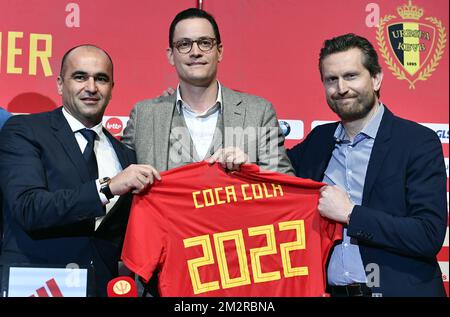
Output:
[{"xmin": 79, "ymin": 129, "xmax": 98, "ymax": 180}]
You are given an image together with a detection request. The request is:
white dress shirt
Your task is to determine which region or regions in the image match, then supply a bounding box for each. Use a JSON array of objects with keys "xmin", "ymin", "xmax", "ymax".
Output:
[
  {"xmin": 62, "ymin": 107, "xmax": 122, "ymax": 230},
  {"xmin": 176, "ymin": 82, "xmax": 223, "ymax": 160}
]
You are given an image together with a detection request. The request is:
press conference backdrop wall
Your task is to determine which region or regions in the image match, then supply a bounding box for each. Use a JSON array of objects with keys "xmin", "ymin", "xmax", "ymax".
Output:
[{"xmin": 0, "ymin": 0, "xmax": 448, "ymax": 295}]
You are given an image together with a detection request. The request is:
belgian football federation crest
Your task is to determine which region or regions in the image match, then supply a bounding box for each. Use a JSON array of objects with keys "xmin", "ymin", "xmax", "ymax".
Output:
[{"xmin": 376, "ymin": 0, "xmax": 447, "ymax": 89}]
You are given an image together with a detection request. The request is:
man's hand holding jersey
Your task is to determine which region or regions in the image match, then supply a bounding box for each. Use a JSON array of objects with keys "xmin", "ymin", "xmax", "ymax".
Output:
[
  {"xmin": 318, "ymin": 185, "xmax": 354, "ymax": 225},
  {"xmin": 109, "ymin": 164, "xmax": 161, "ymax": 195},
  {"xmin": 207, "ymin": 147, "xmax": 250, "ymax": 171}
]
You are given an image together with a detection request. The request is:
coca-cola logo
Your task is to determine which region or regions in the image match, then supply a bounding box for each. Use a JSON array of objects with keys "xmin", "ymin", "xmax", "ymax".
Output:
[{"xmin": 105, "ymin": 117, "xmax": 123, "ymax": 134}]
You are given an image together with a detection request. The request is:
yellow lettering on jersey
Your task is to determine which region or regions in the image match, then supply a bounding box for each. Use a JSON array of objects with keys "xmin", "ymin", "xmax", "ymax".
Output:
[
  {"xmin": 241, "ymin": 184, "xmax": 252, "ymax": 201},
  {"xmin": 248, "ymin": 225, "xmax": 281, "ymax": 283},
  {"xmin": 213, "ymin": 230, "xmax": 251, "ymax": 289},
  {"xmin": 224, "ymin": 185, "xmax": 237, "ymax": 203},
  {"xmin": 192, "ymin": 191, "xmax": 204, "ymax": 209},
  {"xmin": 272, "ymin": 183, "xmax": 284, "ymax": 197},
  {"xmin": 203, "ymin": 189, "xmax": 215, "ymax": 207},
  {"xmin": 214, "ymin": 187, "xmax": 226, "ymax": 205},
  {"xmin": 192, "ymin": 183, "xmax": 284, "ymax": 209},
  {"xmin": 251, "ymin": 183, "xmax": 263, "ymax": 199},
  {"xmin": 279, "ymin": 220, "xmax": 308, "ymax": 277},
  {"xmin": 262, "ymin": 183, "xmax": 273, "ymax": 198},
  {"xmin": 183, "ymin": 235, "xmax": 220, "ymax": 294}
]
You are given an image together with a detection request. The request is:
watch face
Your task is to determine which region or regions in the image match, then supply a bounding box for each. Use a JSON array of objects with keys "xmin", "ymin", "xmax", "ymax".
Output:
[{"xmin": 100, "ymin": 180, "xmax": 114, "ymax": 199}]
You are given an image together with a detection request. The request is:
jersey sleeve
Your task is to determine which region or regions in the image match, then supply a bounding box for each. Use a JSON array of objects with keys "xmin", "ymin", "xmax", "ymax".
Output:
[
  {"xmin": 121, "ymin": 194, "xmax": 167, "ymax": 282},
  {"xmin": 320, "ymin": 216, "xmax": 343, "ymax": 288}
]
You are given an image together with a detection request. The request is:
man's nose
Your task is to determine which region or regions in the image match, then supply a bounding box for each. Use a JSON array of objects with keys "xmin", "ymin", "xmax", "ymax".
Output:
[
  {"xmin": 189, "ymin": 42, "xmax": 203, "ymax": 57},
  {"xmin": 85, "ymin": 77, "xmax": 98, "ymax": 93},
  {"xmin": 337, "ymin": 78, "xmax": 349, "ymax": 94}
]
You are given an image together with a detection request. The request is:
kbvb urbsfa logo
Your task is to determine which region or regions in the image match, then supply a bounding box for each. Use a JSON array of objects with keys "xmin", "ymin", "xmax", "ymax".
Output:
[{"xmin": 376, "ymin": 0, "xmax": 447, "ymax": 89}]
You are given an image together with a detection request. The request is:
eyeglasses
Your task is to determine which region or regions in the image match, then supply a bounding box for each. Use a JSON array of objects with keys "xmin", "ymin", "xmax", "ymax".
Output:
[{"xmin": 172, "ymin": 37, "xmax": 218, "ymax": 54}]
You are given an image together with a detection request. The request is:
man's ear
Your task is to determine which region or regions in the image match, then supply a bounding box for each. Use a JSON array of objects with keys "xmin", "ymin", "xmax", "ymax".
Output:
[
  {"xmin": 167, "ymin": 48, "xmax": 175, "ymax": 66},
  {"xmin": 56, "ymin": 76, "xmax": 63, "ymax": 96},
  {"xmin": 217, "ymin": 44, "xmax": 224, "ymax": 63},
  {"xmin": 372, "ymin": 71, "xmax": 383, "ymax": 92},
  {"xmin": 110, "ymin": 81, "xmax": 114, "ymax": 100}
]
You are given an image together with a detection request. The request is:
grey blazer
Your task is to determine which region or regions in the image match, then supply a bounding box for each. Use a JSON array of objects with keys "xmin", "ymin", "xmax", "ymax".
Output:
[{"xmin": 122, "ymin": 86, "xmax": 294, "ymax": 174}]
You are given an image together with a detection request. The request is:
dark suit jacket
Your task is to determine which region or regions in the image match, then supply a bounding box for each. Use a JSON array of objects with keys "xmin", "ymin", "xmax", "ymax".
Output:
[
  {"xmin": 0, "ymin": 107, "xmax": 136, "ymax": 297},
  {"xmin": 287, "ymin": 107, "xmax": 447, "ymax": 296}
]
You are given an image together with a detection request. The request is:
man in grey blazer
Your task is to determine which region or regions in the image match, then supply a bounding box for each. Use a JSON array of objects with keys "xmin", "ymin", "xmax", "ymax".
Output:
[{"xmin": 122, "ymin": 8, "xmax": 293, "ymax": 175}]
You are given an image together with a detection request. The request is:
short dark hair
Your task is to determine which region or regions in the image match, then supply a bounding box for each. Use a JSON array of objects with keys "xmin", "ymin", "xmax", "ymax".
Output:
[
  {"xmin": 59, "ymin": 44, "xmax": 114, "ymax": 79},
  {"xmin": 319, "ymin": 33, "xmax": 382, "ymax": 97},
  {"xmin": 169, "ymin": 8, "xmax": 221, "ymax": 47}
]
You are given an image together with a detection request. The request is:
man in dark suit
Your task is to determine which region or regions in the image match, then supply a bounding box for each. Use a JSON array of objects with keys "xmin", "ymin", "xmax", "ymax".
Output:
[
  {"xmin": 0, "ymin": 45, "xmax": 159, "ymax": 296},
  {"xmin": 288, "ymin": 34, "xmax": 447, "ymax": 297}
]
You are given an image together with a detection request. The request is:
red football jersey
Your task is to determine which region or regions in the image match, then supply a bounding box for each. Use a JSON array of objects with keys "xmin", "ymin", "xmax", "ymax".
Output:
[{"xmin": 121, "ymin": 162, "xmax": 342, "ymax": 296}]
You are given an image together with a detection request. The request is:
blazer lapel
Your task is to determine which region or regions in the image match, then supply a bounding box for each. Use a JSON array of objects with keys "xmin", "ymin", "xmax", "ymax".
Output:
[
  {"xmin": 154, "ymin": 95, "xmax": 176, "ymax": 171},
  {"xmin": 362, "ymin": 107, "xmax": 394, "ymax": 204},
  {"xmin": 204, "ymin": 113, "xmax": 224, "ymax": 159},
  {"xmin": 51, "ymin": 107, "xmax": 91, "ymax": 183},
  {"xmin": 222, "ymin": 87, "xmax": 245, "ymax": 147},
  {"xmin": 172, "ymin": 112, "xmax": 198, "ymax": 161},
  {"xmin": 104, "ymin": 128, "xmax": 129, "ymax": 168}
]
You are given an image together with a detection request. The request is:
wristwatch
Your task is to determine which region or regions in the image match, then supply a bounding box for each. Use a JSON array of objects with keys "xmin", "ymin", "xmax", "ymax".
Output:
[{"xmin": 99, "ymin": 177, "xmax": 114, "ymax": 200}]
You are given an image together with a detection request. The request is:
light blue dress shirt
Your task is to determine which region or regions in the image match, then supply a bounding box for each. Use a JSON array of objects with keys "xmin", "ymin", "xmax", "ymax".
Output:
[
  {"xmin": 0, "ymin": 107, "xmax": 12, "ymax": 130},
  {"xmin": 323, "ymin": 104, "xmax": 385, "ymax": 286}
]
